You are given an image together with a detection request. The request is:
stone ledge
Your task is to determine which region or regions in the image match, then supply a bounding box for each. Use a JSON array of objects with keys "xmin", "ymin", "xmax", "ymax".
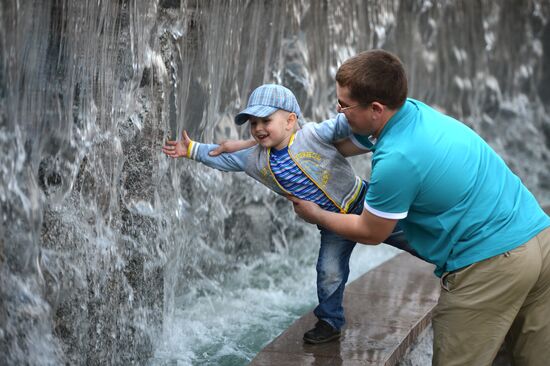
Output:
[{"xmin": 249, "ymin": 253, "xmax": 440, "ymax": 366}]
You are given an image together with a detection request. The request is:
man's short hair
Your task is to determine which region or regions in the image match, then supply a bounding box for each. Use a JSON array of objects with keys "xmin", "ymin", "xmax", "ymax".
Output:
[{"xmin": 336, "ymin": 49, "xmax": 408, "ymax": 110}]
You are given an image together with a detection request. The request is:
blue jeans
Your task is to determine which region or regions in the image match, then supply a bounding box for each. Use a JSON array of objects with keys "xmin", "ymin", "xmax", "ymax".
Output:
[{"xmin": 313, "ymin": 183, "xmax": 416, "ymax": 330}]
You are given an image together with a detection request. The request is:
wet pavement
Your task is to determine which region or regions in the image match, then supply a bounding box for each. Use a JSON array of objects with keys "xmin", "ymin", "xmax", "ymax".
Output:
[{"xmin": 249, "ymin": 252, "xmax": 440, "ymax": 366}]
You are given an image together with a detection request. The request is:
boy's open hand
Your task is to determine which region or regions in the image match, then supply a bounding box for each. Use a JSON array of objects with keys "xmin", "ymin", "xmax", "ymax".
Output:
[{"xmin": 162, "ymin": 130, "xmax": 192, "ymax": 158}]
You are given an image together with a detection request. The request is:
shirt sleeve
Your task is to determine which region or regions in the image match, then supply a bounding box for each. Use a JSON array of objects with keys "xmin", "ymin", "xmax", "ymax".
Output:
[
  {"xmin": 350, "ymin": 133, "xmax": 374, "ymax": 150},
  {"xmin": 310, "ymin": 113, "xmax": 354, "ymax": 142},
  {"xmin": 310, "ymin": 114, "xmax": 374, "ymax": 152},
  {"xmin": 365, "ymin": 152, "xmax": 420, "ymax": 219},
  {"xmin": 188, "ymin": 141, "xmax": 249, "ymax": 172}
]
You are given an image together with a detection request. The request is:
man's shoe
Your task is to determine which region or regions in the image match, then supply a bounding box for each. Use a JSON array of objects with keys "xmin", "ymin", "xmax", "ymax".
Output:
[{"xmin": 303, "ymin": 320, "xmax": 341, "ymax": 344}]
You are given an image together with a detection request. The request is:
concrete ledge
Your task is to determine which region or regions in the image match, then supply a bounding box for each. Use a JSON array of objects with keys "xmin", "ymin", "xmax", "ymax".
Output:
[{"xmin": 249, "ymin": 253, "xmax": 440, "ymax": 365}]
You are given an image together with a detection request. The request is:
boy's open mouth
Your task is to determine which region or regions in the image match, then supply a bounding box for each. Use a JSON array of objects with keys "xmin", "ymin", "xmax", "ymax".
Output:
[{"xmin": 256, "ymin": 133, "xmax": 269, "ymax": 141}]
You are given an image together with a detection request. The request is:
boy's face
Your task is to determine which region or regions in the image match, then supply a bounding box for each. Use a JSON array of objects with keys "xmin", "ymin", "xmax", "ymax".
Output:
[{"xmin": 249, "ymin": 110, "xmax": 297, "ymax": 150}]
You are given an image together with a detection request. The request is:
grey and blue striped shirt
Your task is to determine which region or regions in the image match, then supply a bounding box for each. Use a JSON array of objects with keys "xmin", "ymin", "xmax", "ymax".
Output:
[{"xmin": 269, "ymin": 146, "xmax": 339, "ymax": 212}]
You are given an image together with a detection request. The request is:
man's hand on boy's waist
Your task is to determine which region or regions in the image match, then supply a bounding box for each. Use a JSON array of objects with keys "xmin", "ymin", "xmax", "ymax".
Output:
[{"xmin": 287, "ymin": 196, "xmax": 323, "ymax": 224}]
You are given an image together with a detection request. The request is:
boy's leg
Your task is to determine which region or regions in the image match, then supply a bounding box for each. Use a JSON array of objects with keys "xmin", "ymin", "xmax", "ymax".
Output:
[
  {"xmin": 432, "ymin": 235, "xmax": 543, "ymax": 366},
  {"xmin": 505, "ymin": 227, "xmax": 550, "ymax": 366},
  {"xmin": 305, "ymin": 227, "xmax": 355, "ymax": 342}
]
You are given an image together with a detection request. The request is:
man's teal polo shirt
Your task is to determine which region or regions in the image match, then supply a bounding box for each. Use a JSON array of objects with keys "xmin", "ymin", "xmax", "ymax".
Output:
[{"xmin": 352, "ymin": 99, "xmax": 550, "ymax": 276}]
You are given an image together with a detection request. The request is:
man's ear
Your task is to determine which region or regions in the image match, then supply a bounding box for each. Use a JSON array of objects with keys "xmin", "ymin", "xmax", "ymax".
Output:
[{"xmin": 371, "ymin": 102, "xmax": 385, "ymax": 115}]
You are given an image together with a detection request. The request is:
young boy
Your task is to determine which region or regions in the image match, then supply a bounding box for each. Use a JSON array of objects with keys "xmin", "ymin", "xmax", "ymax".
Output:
[{"xmin": 162, "ymin": 84, "xmax": 410, "ymax": 344}]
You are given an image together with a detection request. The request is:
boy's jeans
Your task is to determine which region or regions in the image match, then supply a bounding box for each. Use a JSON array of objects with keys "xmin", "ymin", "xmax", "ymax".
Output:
[{"xmin": 313, "ymin": 183, "xmax": 415, "ymax": 331}]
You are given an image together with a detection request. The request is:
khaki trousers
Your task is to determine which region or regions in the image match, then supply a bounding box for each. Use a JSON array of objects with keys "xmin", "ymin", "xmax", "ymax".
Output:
[{"xmin": 432, "ymin": 227, "xmax": 550, "ymax": 366}]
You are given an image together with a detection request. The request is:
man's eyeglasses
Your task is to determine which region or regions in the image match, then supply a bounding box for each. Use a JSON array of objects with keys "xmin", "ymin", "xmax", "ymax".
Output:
[{"xmin": 336, "ymin": 101, "xmax": 368, "ymax": 112}]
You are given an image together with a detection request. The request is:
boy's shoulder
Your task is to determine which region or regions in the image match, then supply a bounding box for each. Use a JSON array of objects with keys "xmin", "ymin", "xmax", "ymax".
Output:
[
  {"xmin": 292, "ymin": 123, "xmax": 333, "ymax": 150},
  {"xmin": 296, "ymin": 121, "xmax": 319, "ymax": 135},
  {"xmin": 295, "ymin": 121, "xmax": 326, "ymax": 140}
]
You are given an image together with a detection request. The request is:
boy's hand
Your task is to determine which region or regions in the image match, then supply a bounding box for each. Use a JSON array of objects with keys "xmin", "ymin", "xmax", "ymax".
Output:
[
  {"xmin": 209, "ymin": 139, "xmax": 257, "ymax": 156},
  {"xmin": 162, "ymin": 130, "xmax": 192, "ymax": 158}
]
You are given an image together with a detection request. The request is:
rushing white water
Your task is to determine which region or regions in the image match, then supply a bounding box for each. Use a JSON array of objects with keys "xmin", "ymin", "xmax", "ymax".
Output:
[
  {"xmin": 152, "ymin": 237, "xmax": 401, "ymax": 365},
  {"xmin": 1, "ymin": 1, "xmax": 549, "ymax": 365}
]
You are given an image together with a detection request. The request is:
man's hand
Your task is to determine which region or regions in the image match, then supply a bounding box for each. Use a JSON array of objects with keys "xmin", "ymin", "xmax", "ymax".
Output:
[
  {"xmin": 162, "ymin": 130, "xmax": 192, "ymax": 158},
  {"xmin": 209, "ymin": 139, "xmax": 257, "ymax": 156},
  {"xmin": 287, "ymin": 196, "xmax": 323, "ymax": 224}
]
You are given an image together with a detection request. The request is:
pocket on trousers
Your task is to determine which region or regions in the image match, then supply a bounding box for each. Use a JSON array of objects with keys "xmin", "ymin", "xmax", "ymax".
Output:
[
  {"xmin": 508, "ymin": 243, "xmax": 528, "ymax": 255},
  {"xmin": 440, "ymin": 265, "xmax": 472, "ymax": 292},
  {"xmin": 440, "ymin": 272, "xmax": 452, "ymax": 292}
]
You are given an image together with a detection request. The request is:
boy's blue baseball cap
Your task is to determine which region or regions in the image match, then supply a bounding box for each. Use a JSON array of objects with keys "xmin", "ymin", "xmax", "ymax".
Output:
[{"xmin": 235, "ymin": 84, "xmax": 302, "ymax": 125}]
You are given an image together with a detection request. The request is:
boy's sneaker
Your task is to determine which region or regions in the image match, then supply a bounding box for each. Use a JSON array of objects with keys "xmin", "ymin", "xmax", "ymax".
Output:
[{"xmin": 303, "ymin": 320, "xmax": 341, "ymax": 344}]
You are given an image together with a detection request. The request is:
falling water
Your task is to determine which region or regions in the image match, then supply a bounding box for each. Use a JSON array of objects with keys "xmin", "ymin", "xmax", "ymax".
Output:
[{"xmin": 1, "ymin": 1, "xmax": 549, "ymax": 365}]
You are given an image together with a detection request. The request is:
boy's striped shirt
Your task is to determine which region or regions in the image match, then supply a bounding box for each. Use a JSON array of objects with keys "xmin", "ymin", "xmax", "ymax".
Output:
[{"xmin": 269, "ymin": 147, "xmax": 340, "ymax": 212}]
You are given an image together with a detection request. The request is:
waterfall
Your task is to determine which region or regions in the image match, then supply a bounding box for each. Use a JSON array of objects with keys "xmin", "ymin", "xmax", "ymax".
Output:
[{"xmin": 1, "ymin": 1, "xmax": 548, "ymax": 365}]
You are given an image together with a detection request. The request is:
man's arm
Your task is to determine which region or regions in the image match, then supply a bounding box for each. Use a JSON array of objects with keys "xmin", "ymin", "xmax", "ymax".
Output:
[
  {"xmin": 294, "ymin": 150, "xmax": 417, "ymax": 243},
  {"xmin": 288, "ymin": 196, "xmax": 398, "ymax": 244}
]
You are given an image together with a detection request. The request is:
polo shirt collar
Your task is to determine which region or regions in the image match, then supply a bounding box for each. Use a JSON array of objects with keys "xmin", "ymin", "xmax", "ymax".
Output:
[{"xmin": 376, "ymin": 98, "xmax": 416, "ymax": 142}]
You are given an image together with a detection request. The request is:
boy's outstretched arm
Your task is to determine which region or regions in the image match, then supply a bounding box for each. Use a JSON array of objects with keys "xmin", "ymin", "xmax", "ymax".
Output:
[
  {"xmin": 162, "ymin": 130, "xmax": 249, "ymax": 172},
  {"xmin": 162, "ymin": 130, "xmax": 192, "ymax": 158},
  {"xmin": 311, "ymin": 114, "xmax": 372, "ymax": 156},
  {"xmin": 208, "ymin": 138, "xmax": 257, "ymax": 156}
]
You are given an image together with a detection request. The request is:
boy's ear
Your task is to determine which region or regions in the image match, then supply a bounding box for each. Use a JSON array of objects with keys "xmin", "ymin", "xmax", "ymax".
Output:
[{"xmin": 286, "ymin": 112, "xmax": 298, "ymax": 130}]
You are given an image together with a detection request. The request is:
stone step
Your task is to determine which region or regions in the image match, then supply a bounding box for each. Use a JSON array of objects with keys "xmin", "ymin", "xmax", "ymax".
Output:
[{"xmin": 249, "ymin": 252, "xmax": 439, "ymax": 365}]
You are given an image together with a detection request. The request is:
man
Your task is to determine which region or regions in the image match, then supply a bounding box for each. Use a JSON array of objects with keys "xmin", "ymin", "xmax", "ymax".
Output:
[{"xmin": 289, "ymin": 49, "xmax": 550, "ymax": 366}]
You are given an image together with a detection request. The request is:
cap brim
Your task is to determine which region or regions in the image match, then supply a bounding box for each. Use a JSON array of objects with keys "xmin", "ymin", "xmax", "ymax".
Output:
[{"xmin": 234, "ymin": 105, "xmax": 279, "ymax": 125}]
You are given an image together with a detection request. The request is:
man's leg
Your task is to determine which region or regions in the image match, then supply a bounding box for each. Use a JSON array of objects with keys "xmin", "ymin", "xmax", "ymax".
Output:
[
  {"xmin": 505, "ymin": 227, "xmax": 550, "ymax": 366},
  {"xmin": 304, "ymin": 227, "xmax": 355, "ymax": 343},
  {"xmin": 432, "ymin": 236, "xmax": 542, "ymax": 366}
]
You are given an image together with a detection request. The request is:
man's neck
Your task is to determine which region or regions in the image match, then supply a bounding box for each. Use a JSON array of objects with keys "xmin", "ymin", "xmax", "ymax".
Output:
[{"xmin": 373, "ymin": 108, "xmax": 398, "ymax": 138}]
